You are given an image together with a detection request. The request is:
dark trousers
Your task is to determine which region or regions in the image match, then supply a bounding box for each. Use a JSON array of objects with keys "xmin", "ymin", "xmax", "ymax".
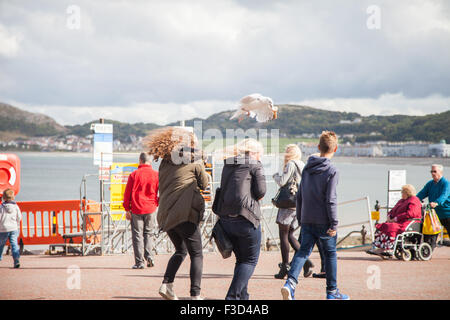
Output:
[
  {"xmin": 130, "ymin": 213, "xmax": 154, "ymax": 266},
  {"xmin": 424, "ymin": 217, "xmax": 450, "ymax": 250},
  {"xmin": 163, "ymin": 222, "xmax": 203, "ymax": 297},
  {"xmin": 220, "ymin": 216, "xmax": 261, "ymax": 300},
  {"xmin": 439, "ymin": 218, "xmax": 450, "ymax": 238}
]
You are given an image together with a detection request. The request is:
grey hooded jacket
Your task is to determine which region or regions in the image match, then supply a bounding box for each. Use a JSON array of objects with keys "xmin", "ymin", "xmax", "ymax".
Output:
[{"xmin": 0, "ymin": 201, "xmax": 22, "ymax": 233}]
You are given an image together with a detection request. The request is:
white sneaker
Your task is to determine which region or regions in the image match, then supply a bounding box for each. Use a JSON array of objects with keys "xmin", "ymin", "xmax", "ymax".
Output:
[
  {"xmin": 159, "ymin": 283, "xmax": 178, "ymax": 300},
  {"xmin": 191, "ymin": 295, "xmax": 204, "ymax": 300}
]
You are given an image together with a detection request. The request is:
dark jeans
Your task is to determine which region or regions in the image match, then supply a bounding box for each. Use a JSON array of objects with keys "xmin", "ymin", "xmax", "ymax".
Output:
[
  {"xmin": 163, "ymin": 222, "xmax": 203, "ymax": 297},
  {"xmin": 315, "ymin": 235, "xmax": 326, "ymax": 273},
  {"xmin": 288, "ymin": 223, "xmax": 337, "ymax": 293},
  {"xmin": 220, "ymin": 216, "xmax": 261, "ymax": 300},
  {"xmin": 424, "ymin": 217, "xmax": 450, "ymax": 250},
  {"xmin": 298, "ymin": 228, "xmax": 326, "ymax": 273}
]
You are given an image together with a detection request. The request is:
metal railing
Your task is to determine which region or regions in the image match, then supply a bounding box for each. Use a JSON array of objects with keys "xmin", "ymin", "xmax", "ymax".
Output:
[{"xmin": 74, "ymin": 152, "xmax": 377, "ymax": 255}]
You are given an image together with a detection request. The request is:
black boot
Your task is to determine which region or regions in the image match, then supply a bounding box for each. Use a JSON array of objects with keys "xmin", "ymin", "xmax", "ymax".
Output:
[
  {"xmin": 274, "ymin": 263, "xmax": 290, "ymax": 279},
  {"xmin": 303, "ymin": 259, "xmax": 314, "ymax": 278}
]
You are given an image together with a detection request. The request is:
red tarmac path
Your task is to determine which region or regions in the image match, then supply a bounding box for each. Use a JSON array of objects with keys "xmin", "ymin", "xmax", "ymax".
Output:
[{"xmin": 1, "ymin": 248, "xmax": 449, "ymax": 300}]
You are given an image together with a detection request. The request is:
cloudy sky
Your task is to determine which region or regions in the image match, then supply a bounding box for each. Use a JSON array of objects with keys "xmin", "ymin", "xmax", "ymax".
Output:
[{"xmin": 0, "ymin": 0, "xmax": 449, "ymax": 125}]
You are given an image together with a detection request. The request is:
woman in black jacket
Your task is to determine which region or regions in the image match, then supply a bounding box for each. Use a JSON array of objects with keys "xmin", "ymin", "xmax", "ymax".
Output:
[{"xmin": 215, "ymin": 138, "xmax": 266, "ymax": 300}]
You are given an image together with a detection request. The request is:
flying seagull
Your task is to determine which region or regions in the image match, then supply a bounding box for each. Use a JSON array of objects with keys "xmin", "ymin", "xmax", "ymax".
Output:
[{"xmin": 230, "ymin": 93, "xmax": 278, "ymax": 123}]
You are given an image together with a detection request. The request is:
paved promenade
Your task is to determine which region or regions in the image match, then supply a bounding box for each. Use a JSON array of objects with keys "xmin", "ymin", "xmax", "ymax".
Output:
[{"xmin": 1, "ymin": 248, "xmax": 449, "ymax": 300}]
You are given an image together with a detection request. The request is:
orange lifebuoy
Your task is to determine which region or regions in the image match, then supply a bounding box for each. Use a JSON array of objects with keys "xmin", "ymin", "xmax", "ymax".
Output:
[{"xmin": 0, "ymin": 153, "xmax": 21, "ymax": 197}]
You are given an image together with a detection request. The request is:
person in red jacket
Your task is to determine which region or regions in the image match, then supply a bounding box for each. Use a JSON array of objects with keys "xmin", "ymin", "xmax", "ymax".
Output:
[
  {"xmin": 367, "ymin": 184, "xmax": 422, "ymax": 255},
  {"xmin": 123, "ymin": 153, "xmax": 159, "ymax": 269}
]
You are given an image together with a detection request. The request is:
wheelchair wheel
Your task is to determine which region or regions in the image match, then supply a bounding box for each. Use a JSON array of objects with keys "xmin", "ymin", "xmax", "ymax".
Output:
[
  {"xmin": 418, "ymin": 243, "xmax": 433, "ymax": 261},
  {"xmin": 394, "ymin": 247, "xmax": 402, "ymax": 260},
  {"xmin": 401, "ymin": 249, "xmax": 412, "ymax": 261}
]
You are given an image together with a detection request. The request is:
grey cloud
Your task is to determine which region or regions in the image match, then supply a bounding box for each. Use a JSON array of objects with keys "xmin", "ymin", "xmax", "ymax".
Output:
[{"xmin": 0, "ymin": 0, "xmax": 449, "ymax": 111}]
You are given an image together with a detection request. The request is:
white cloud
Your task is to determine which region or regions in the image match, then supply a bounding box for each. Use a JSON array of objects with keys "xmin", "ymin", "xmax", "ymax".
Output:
[
  {"xmin": 8, "ymin": 99, "xmax": 235, "ymax": 125},
  {"xmin": 293, "ymin": 93, "xmax": 450, "ymax": 117},
  {"xmin": 0, "ymin": 24, "xmax": 20, "ymax": 57}
]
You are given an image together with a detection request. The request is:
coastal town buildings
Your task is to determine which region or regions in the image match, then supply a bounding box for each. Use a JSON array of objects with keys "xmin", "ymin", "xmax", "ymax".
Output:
[
  {"xmin": 299, "ymin": 140, "xmax": 450, "ymax": 158},
  {"xmin": 1, "ymin": 133, "xmax": 449, "ymax": 158}
]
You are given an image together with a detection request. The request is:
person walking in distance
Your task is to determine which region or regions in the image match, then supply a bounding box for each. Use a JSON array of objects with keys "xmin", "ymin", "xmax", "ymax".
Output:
[{"xmin": 123, "ymin": 153, "xmax": 159, "ymax": 269}]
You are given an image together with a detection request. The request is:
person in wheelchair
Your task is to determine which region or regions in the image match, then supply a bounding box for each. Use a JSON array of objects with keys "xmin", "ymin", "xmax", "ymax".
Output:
[{"xmin": 367, "ymin": 184, "xmax": 422, "ymax": 256}]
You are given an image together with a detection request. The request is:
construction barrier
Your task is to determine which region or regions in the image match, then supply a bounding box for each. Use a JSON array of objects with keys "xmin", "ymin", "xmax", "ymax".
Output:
[{"xmin": 11, "ymin": 200, "xmax": 100, "ymax": 249}]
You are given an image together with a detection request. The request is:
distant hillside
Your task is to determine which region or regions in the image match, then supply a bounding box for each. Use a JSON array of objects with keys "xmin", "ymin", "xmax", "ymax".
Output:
[
  {"xmin": 1, "ymin": 102, "xmax": 448, "ymax": 143},
  {"xmin": 65, "ymin": 120, "xmax": 161, "ymax": 143},
  {"xmin": 169, "ymin": 105, "xmax": 450, "ymax": 143},
  {"xmin": 0, "ymin": 103, "xmax": 67, "ymax": 140}
]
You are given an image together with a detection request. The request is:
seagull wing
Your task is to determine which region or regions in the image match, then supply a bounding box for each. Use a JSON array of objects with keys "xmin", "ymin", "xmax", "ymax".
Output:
[
  {"xmin": 239, "ymin": 93, "xmax": 263, "ymax": 106},
  {"xmin": 231, "ymin": 93, "xmax": 275, "ymax": 122},
  {"xmin": 230, "ymin": 108, "xmax": 247, "ymax": 120},
  {"xmin": 254, "ymin": 104, "xmax": 275, "ymax": 122}
]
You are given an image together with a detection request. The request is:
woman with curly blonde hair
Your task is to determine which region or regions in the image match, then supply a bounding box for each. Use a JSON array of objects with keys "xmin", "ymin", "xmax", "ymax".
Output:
[{"xmin": 145, "ymin": 127, "xmax": 209, "ymax": 300}]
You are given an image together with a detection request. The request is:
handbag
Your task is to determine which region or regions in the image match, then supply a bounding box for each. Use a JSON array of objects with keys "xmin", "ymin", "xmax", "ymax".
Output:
[
  {"xmin": 211, "ymin": 219, "xmax": 233, "ymax": 259},
  {"xmin": 422, "ymin": 206, "xmax": 443, "ymax": 235},
  {"xmin": 272, "ymin": 161, "xmax": 301, "ymax": 209},
  {"xmin": 211, "ymin": 166, "xmax": 233, "ymax": 258},
  {"xmin": 212, "ymin": 187, "xmax": 222, "ymax": 214},
  {"xmin": 212, "ymin": 166, "xmax": 232, "ymax": 215}
]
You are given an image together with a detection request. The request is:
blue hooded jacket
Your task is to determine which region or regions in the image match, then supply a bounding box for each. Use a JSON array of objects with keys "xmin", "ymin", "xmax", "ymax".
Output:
[{"xmin": 296, "ymin": 155, "xmax": 339, "ymax": 230}]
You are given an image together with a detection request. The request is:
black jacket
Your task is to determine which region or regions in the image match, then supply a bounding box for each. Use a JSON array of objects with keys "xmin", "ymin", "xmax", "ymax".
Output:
[{"xmin": 216, "ymin": 155, "xmax": 266, "ymax": 228}]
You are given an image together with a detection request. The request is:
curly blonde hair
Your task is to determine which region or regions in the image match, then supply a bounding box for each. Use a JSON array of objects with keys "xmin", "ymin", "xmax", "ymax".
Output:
[{"xmin": 145, "ymin": 127, "xmax": 198, "ymax": 161}]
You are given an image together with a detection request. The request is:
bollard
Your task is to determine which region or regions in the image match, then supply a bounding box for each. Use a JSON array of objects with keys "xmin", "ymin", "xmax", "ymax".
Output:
[{"xmin": 361, "ymin": 225, "xmax": 367, "ymax": 245}]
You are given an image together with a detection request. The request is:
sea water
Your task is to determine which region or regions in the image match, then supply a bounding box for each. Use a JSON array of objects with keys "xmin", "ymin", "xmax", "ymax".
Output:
[{"xmin": 11, "ymin": 152, "xmax": 450, "ymax": 250}]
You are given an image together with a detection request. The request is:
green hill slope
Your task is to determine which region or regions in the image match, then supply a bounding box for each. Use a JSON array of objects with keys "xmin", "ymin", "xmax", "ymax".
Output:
[
  {"xmin": 1, "ymin": 102, "xmax": 448, "ymax": 143},
  {"xmin": 0, "ymin": 103, "xmax": 67, "ymax": 140},
  {"xmin": 169, "ymin": 105, "xmax": 450, "ymax": 143}
]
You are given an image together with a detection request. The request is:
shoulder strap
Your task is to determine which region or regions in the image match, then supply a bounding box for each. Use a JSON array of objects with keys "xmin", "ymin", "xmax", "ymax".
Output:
[{"xmin": 288, "ymin": 160, "xmax": 302, "ymax": 184}]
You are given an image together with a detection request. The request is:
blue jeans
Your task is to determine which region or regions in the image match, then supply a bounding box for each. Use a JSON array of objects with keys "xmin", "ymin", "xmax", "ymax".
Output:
[
  {"xmin": 288, "ymin": 224, "xmax": 337, "ymax": 293},
  {"xmin": 0, "ymin": 230, "xmax": 20, "ymax": 264},
  {"xmin": 220, "ymin": 216, "xmax": 261, "ymax": 300}
]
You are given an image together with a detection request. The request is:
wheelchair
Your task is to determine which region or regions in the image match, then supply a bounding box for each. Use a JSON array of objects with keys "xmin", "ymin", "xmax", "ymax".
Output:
[{"xmin": 381, "ymin": 205, "xmax": 433, "ymax": 261}]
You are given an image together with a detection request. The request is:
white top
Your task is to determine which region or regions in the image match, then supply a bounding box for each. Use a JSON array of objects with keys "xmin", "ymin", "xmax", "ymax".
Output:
[{"xmin": 0, "ymin": 202, "xmax": 22, "ymax": 233}]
